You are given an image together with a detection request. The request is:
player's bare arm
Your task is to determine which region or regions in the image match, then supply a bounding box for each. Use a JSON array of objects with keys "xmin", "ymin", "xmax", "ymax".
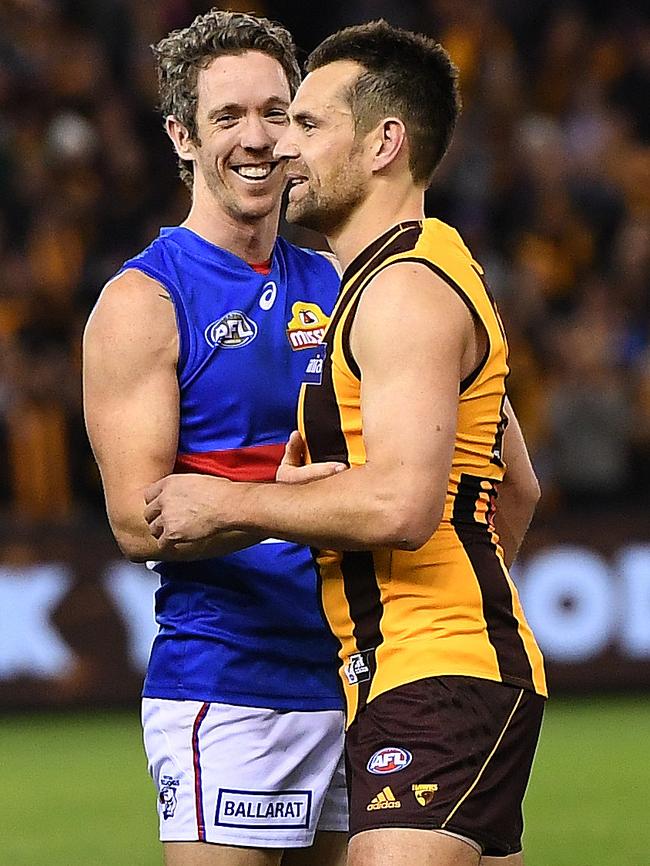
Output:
[
  {"xmin": 145, "ymin": 263, "xmax": 479, "ymax": 551},
  {"xmin": 493, "ymin": 398, "xmax": 541, "ymax": 567},
  {"xmin": 83, "ymin": 269, "xmax": 263, "ymax": 561}
]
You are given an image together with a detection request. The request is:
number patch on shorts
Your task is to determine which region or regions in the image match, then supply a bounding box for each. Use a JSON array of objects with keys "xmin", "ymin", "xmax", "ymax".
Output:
[{"xmin": 215, "ymin": 788, "xmax": 312, "ymax": 829}]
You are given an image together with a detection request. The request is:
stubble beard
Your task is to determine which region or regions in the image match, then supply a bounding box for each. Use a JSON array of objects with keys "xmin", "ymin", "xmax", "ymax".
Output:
[
  {"xmin": 200, "ymin": 155, "xmax": 280, "ymax": 224},
  {"xmin": 286, "ymin": 159, "xmax": 367, "ymax": 237}
]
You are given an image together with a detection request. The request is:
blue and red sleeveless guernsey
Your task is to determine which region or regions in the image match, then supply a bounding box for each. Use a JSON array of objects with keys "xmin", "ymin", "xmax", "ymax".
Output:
[{"xmin": 117, "ymin": 226, "xmax": 342, "ymax": 710}]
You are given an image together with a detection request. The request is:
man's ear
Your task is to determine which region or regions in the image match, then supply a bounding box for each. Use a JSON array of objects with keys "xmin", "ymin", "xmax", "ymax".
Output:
[
  {"xmin": 165, "ymin": 116, "xmax": 196, "ymax": 163},
  {"xmin": 370, "ymin": 117, "xmax": 407, "ymax": 173}
]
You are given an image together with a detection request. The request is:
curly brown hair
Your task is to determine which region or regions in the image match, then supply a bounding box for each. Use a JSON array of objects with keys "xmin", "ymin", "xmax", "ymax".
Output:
[{"xmin": 152, "ymin": 8, "xmax": 300, "ymax": 189}]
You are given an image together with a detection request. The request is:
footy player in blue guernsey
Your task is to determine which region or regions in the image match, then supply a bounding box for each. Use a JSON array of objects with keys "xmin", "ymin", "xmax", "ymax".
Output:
[{"xmin": 83, "ymin": 10, "xmax": 347, "ymax": 866}]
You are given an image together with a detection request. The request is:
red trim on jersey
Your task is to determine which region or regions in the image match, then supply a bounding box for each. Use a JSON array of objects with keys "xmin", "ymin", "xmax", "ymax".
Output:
[
  {"xmin": 175, "ymin": 443, "xmax": 285, "ymax": 482},
  {"xmin": 192, "ymin": 702, "xmax": 210, "ymax": 841},
  {"xmin": 249, "ymin": 258, "xmax": 272, "ymax": 275}
]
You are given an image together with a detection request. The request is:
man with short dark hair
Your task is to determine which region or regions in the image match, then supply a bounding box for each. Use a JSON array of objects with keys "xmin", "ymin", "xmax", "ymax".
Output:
[
  {"xmin": 84, "ymin": 9, "xmax": 348, "ymax": 866},
  {"xmin": 144, "ymin": 20, "xmax": 547, "ymax": 866}
]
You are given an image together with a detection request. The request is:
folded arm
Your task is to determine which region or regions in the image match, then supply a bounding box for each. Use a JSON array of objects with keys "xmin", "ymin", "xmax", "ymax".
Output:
[
  {"xmin": 145, "ymin": 263, "xmax": 479, "ymax": 551},
  {"xmin": 83, "ymin": 269, "xmax": 263, "ymax": 562}
]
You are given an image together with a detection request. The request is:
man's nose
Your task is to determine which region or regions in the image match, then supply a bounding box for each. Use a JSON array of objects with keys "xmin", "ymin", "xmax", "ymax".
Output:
[
  {"xmin": 273, "ymin": 128, "xmax": 300, "ymax": 161},
  {"xmin": 240, "ymin": 115, "xmax": 274, "ymax": 150}
]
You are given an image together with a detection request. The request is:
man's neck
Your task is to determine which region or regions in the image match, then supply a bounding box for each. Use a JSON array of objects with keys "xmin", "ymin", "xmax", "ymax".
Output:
[
  {"xmin": 328, "ymin": 186, "xmax": 425, "ymax": 273},
  {"xmin": 182, "ymin": 197, "xmax": 280, "ymax": 263}
]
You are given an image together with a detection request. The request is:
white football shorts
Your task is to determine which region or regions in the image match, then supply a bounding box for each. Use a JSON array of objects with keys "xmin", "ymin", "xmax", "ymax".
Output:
[{"xmin": 142, "ymin": 698, "xmax": 348, "ymax": 847}]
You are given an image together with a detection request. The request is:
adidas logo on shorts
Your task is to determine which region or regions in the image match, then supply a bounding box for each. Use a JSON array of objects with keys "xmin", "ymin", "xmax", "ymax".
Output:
[{"xmin": 367, "ymin": 786, "xmax": 401, "ymax": 811}]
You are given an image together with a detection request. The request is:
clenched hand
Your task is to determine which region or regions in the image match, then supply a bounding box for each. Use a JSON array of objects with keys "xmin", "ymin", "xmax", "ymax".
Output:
[{"xmin": 144, "ymin": 474, "xmax": 233, "ymax": 546}]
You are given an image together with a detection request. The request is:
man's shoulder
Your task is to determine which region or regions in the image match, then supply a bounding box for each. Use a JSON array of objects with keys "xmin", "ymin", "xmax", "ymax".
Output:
[
  {"xmin": 103, "ymin": 266, "xmax": 169, "ymax": 298},
  {"xmin": 419, "ymin": 218, "xmax": 479, "ymax": 270},
  {"xmin": 90, "ymin": 268, "xmax": 176, "ymax": 340},
  {"xmin": 84, "ymin": 266, "xmax": 178, "ymax": 373}
]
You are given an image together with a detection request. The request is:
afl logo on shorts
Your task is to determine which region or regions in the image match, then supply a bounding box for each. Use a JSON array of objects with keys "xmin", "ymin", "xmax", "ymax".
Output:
[
  {"xmin": 367, "ymin": 747, "xmax": 412, "ymax": 775},
  {"xmin": 205, "ymin": 311, "xmax": 257, "ymax": 348}
]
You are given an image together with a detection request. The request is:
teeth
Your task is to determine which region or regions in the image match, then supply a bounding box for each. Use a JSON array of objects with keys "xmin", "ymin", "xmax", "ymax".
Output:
[{"xmin": 236, "ymin": 165, "xmax": 272, "ymax": 179}]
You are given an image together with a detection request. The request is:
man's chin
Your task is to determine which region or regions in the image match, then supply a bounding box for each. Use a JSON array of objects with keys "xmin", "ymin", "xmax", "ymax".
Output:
[
  {"xmin": 285, "ymin": 200, "xmax": 323, "ymax": 232},
  {"xmin": 234, "ymin": 194, "xmax": 281, "ymax": 223}
]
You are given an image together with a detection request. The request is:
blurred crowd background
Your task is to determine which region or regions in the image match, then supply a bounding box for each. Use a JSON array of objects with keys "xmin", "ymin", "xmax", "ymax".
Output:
[{"xmin": 0, "ymin": 0, "xmax": 648, "ymax": 527}]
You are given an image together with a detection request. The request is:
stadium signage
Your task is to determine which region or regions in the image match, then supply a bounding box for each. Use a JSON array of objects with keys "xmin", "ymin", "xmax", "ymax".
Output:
[
  {"xmin": 0, "ymin": 541, "xmax": 649, "ymax": 703},
  {"xmin": 516, "ymin": 545, "xmax": 650, "ymax": 662}
]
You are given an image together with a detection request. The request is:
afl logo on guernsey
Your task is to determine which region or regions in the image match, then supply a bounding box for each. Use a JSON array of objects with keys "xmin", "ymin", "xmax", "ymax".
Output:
[
  {"xmin": 367, "ymin": 748, "xmax": 413, "ymax": 775},
  {"xmin": 286, "ymin": 302, "xmax": 328, "ymax": 350},
  {"xmin": 205, "ymin": 311, "xmax": 258, "ymax": 348}
]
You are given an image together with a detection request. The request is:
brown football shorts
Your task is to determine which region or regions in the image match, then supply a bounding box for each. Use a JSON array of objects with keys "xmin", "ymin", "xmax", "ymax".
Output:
[{"xmin": 345, "ymin": 675, "xmax": 545, "ymax": 857}]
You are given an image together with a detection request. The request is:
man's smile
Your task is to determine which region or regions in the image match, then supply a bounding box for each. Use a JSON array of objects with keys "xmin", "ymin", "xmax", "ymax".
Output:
[
  {"xmin": 230, "ymin": 161, "xmax": 279, "ymax": 182},
  {"xmin": 286, "ymin": 172, "xmax": 309, "ymax": 197}
]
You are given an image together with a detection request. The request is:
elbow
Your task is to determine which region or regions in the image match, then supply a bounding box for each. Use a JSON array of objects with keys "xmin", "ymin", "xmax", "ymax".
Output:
[
  {"xmin": 523, "ymin": 473, "xmax": 542, "ymax": 511},
  {"xmin": 116, "ymin": 538, "xmax": 151, "ymax": 563},
  {"xmin": 375, "ymin": 497, "xmax": 442, "ymax": 551},
  {"xmin": 396, "ymin": 517, "xmax": 440, "ymax": 551},
  {"xmin": 111, "ymin": 525, "xmax": 155, "ymax": 563},
  {"xmin": 531, "ymin": 476, "xmax": 542, "ymax": 507},
  {"xmin": 501, "ymin": 471, "xmax": 541, "ymax": 515},
  {"xmin": 396, "ymin": 534, "xmax": 430, "ymax": 553},
  {"xmin": 124, "ymin": 548, "xmax": 153, "ymax": 564}
]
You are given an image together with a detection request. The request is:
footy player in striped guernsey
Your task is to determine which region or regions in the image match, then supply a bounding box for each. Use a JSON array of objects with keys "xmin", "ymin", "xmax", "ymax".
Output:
[
  {"xmin": 144, "ymin": 20, "xmax": 547, "ymax": 866},
  {"xmin": 83, "ymin": 10, "xmax": 349, "ymax": 866}
]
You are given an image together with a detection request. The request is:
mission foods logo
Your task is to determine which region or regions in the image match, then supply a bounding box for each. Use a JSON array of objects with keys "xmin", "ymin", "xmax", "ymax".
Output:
[
  {"xmin": 367, "ymin": 747, "xmax": 413, "ymax": 775},
  {"xmin": 286, "ymin": 302, "xmax": 328, "ymax": 350},
  {"xmin": 205, "ymin": 311, "xmax": 257, "ymax": 348},
  {"xmin": 215, "ymin": 789, "xmax": 312, "ymax": 829}
]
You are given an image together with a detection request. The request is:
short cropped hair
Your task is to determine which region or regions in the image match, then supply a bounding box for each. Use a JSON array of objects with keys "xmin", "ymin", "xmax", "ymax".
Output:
[
  {"xmin": 152, "ymin": 8, "xmax": 300, "ymax": 188},
  {"xmin": 306, "ymin": 20, "xmax": 461, "ymax": 187}
]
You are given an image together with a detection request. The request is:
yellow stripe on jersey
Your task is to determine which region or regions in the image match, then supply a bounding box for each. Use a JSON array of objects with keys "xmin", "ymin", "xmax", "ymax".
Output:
[{"xmin": 299, "ymin": 219, "xmax": 546, "ymax": 723}]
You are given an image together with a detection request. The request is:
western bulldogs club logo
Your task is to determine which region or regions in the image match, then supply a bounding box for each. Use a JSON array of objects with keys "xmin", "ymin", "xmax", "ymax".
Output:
[
  {"xmin": 159, "ymin": 775, "xmax": 180, "ymax": 819},
  {"xmin": 367, "ymin": 747, "xmax": 413, "ymax": 775},
  {"xmin": 205, "ymin": 311, "xmax": 257, "ymax": 348}
]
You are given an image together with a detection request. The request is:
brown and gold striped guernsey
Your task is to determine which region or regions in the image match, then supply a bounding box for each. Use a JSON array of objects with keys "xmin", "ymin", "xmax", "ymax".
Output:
[{"xmin": 298, "ymin": 219, "xmax": 547, "ymax": 723}]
